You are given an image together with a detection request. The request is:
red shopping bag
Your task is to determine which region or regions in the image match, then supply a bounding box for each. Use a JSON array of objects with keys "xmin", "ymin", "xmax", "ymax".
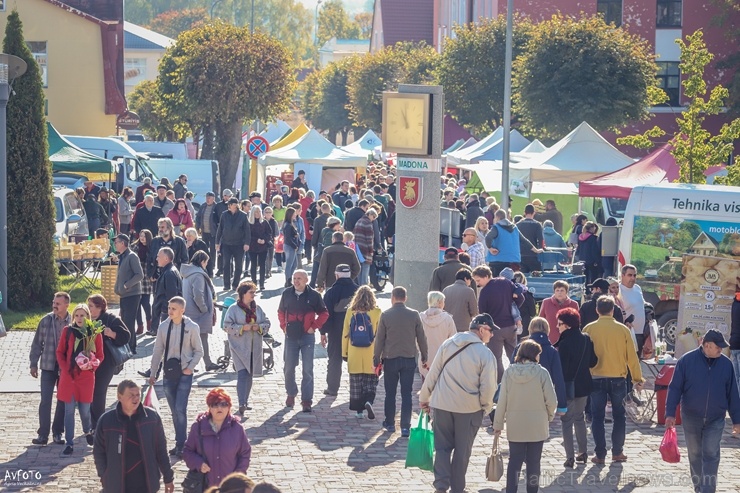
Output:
[
  {"xmin": 275, "ymin": 234, "xmax": 285, "ymax": 254},
  {"xmin": 659, "ymin": 427, "xmax": 680, "ymax": 463},
  {"xmin": 144, "ymin": 385, "xmax": 161, "ymax": 414}
]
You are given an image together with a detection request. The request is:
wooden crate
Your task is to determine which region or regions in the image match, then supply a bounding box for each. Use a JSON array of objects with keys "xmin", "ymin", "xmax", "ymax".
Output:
[
  {"xmin": 101, "ymin": 265, "xmax": 119, "ymax": 305},
  {"xmin": 55, "ymin": 246, "xmax": 74, "ymax": 260}
]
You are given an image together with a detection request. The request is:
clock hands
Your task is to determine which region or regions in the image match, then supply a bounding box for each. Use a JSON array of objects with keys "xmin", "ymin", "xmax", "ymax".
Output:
[{"xmin": 401, "ymin": 105, "xmax": 409, "ymax": 129}]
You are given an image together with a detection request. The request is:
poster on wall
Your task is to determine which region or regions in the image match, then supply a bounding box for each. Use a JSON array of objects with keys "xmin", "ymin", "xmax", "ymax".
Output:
[{"xmin": 675, "ymin": 254, "xmax": 740, "ymax": 357}]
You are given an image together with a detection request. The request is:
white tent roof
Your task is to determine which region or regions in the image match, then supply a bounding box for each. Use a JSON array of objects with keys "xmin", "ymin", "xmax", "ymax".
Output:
[
  {"xmin": 445, "ymin": 127, "xmax": 503, "ymax": 162},
  {"xmin": 259, "ymin": 120, "xmax": 292, "ymax": 144},
  {"xmin": 257, "ymin": 129, "xmax": 368, "ymax": 168},
  {"xmin": 521, "ymin": 139, "xmax": 548, "ymax": 153},
  {"xmin": 449, "ymin": 129, "xmax": 530, "ymax": 165},
  {"xmin": 510, "ymin": 122, "xmax": 634, "ymax": 183},
  {"xmin": 460, "ymin": 162, "xmax": 577, "ymax": 196},
  {"xmin": 340, "ymin": 130, "xmax": 381, "ymax": 155}
]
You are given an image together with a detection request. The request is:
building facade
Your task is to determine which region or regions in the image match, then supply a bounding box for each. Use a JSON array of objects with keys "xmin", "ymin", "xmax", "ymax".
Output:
[
  {"xmin": 123, "ymin": 22, "xmax": 174, "ymax": 96},
  {"xmin": 318, "ymin": 37, "xmax": 369, "ymax": 68}
]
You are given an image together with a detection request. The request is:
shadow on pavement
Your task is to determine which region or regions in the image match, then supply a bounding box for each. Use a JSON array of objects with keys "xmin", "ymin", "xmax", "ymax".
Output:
[{"xmin": 0, "ymin": 443, "xmax": 85, "ymax": 490}]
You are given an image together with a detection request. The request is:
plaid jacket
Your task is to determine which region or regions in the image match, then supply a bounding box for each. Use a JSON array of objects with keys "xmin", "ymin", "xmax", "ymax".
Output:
[{"xmin": 30, "ymin": 312, "xmax": 70, "ymax": 372}]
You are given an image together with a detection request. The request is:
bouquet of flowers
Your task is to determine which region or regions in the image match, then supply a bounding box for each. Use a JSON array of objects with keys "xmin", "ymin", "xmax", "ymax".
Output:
[{"xmin": 73, "ymin": 319, "xmax": 104, "ymax": 370}]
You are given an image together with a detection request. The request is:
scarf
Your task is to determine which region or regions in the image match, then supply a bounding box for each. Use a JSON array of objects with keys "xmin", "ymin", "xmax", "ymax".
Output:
[{"xmin": 237, "ymin": 300, "xmax": 257, "ymax": 324}]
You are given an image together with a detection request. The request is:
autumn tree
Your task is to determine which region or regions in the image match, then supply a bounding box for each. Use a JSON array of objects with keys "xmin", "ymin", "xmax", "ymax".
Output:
[
  {"xmin": 619, "ymin": 30, "xmax": 740, "ymax": 184},
  {"xmin": 302, "ymin": 57, "xmax": 357, "ymax": 144},
  {"xmin": 354, "ymin": 12, "xmax": 373, "ymax": 39},
  {"xmin": 128, "ymin": 80, "xmax": 188, "ymax": 141},
  {"xmin": 148, "ymin": 8, "xmax": 207, "ymax": 38},
  {"xmin": 514, "ymin": 14, "xmax": 664, "ymax": 140},
  {"xmin": 3, "ymin": 10, "xmax": 57, "ymax": 309},
  {"xmin": 711, "ymin": 0, "xmax": 740, "ymax": 117},
  {"xmin": 157, "ymin": 21, "xmax": 295, "ymax": 188},
  {"xmin": 438, "ymin": 16, "xmax": 533, "ymax": 135},
  {"xmin": 317, "ymin": 0, "xmax": 361, "ymax": 46}
]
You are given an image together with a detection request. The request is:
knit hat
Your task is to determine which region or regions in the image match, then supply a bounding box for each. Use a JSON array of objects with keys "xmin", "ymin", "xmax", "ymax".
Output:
[{"xmin": 500, "ymin": 267, "xmax": 515, "ymax": 280}]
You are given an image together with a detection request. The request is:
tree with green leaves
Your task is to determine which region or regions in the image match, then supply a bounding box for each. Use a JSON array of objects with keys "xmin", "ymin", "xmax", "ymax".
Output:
[
  {"xmin": 354, "ymin": 12, "xmax": 372, "ymax": 39},
  {"xmin": 128, "ymin": 80, "xmax": 188, "ymax": 141},
  {"xmin": 302, "ymin": 57, "xmax": 357, "ymax": 144},
  {"xmin": 618, "ymin": 30, "xmax": 740, "ymax": 184},
  {"xmin": 317, "ymin": 0, "xmax": 361, "ymax": 47},
  {"xmin": 157, "ymin": 21, "xmax": 295, "ymax": 188},
  {"xmin": 438, "ymin": 16, "xmax": 533, "ymax": 135},
  {"xmin": 3, "ymin": 10, "xmax": 57, "ymax": 309},
  {"xmin": 347, "ymin": 42, "xmax": 438, "ymax": 130},
  {"xmin": 513, "ymin": 14, "xmax": 664, "ymax": 140},
  {"xmin": 148, "ymin": 8, "xmax": 207, "ymax": 38}
]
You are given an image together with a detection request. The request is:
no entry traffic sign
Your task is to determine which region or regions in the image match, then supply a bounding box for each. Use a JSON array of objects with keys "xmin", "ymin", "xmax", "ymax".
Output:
[{"xmin": 247, "ymin": 135, "xmax": 270, "ymax": 159}]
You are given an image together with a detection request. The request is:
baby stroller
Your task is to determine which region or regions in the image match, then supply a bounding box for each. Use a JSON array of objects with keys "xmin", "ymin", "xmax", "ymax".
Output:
[{"xmin": 215, "ymin": 297, "xmax": 277, "ymax": 371}]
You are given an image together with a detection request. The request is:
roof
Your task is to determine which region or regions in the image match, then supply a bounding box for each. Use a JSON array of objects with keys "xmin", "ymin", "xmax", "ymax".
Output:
[
  {"xmin": 41, "ymin": 0, "xmax": 108, "ymax": 26},
  {"xmin": 47, "ymin": 122, "xmax": 116, "ymax": 174},
  {"xmin": 379, "ymin": 0, "xmax": 433, "ymax": 47},
  {"xmin": 258, "ymin": 129, "xmax": 368, "ymax": 168},
  {"xmin": 124, "ymin": 22, "xmax": 174, "ymax": 50}
]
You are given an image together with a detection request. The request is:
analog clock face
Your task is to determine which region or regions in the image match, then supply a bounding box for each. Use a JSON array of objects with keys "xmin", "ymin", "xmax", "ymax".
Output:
[{"xmin": 383, "ymin": 94, "xmax": 429, "ymax": 154}]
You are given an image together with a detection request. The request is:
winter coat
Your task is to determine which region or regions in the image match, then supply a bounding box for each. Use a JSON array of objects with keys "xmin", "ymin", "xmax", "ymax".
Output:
[
  {"xmin": 187, "ymin": 238, "xmax": 209, "ymax": 263},
  {"xmin": 216, "ymin": 210, "xmax": 251, "ymax": 247},
  {"xmin": 442, "ymin": 280, "xmax": 479, "ymax": 332},
  {"xmin": 56, "ymin": 325, "xmax": 104, "ymax": 403},
  {"xmin": 166, "ymin": 207, "xmax": 194, "ymax": 235},
  {"xmin": 543, "ymin": 226, "xmax": 566, "ymax": 249},
  {"xmin": 94, "ymin": 312, "xmax": 131, "ymax": 375},
  {"xmin": 181, "ymin": 263, "xmax": 215, "ymax": 334},
  {"xmin": 513, "ymin": 332, "xmax": 567, "ymax": 409},
  {"xmin": 152, "ymin": 262, "xmax": 183, "ymax": 316},
  {"xmin": 342, "ymin": 307, "xmax": 382, "ymax": 375},
  {"xmin": 147, "ymin": 235, "xmax": 189, "ymax": 277},
  {"xmin": 464, "ymin": 200, "xmax": 484, "ymax": 228},
  {"xmin": 419, "ymin": 308, "xmax": 457, "ymax": 377},
  {"xmin": 556, "ymin": 328, "xmax": 598, "ymax": 399},
  {"xmin": 322, "ymin": 278, "xmax": 359, "ymax": 337},
  {"xmin": 114, "ymin": 249, "xmax": 144, "ymax": 299},
  {"xmin": 343, "ymin": 206, "xmax": 365, "ymax": 232},
  {"xmin": 132, "ymin": 206, "xmax": 164, "ymax": 237},
  {"xmin": 429, "ymin": 260, "xmax": 470, "ymax": 292},
  {"xmin": 183, "ymin": 413, "xmax": 251, "ymax": 487},
  {"xmin": 316, "ymin": 243, "xmax": 361, "ymax": 290},
  {"xmin": 576, "ymin": 232, "xmax": 601, "ymax": 266},
  {"xmin": 93, "ymin": 403, "xmax": 174, "ymax": 493},
  {"xmin": 493, "ymin": 361, "xmax": 558, "ymax": 442},
  {"xmin": 249, "ymin": 219, "xmax": 273, "ymax": 254},
  {"xmin": 539, "ymin": 296, "xmax": 580, "ymax": 345},
  {"xmin": 223, "ymin": 303, "xmax": 270, "ymax": 376},
  {"xmin": 479, "ymin": 277, "xmax": 523, "ymax": 329},
  {"xmin": 277, "ymin": 285, "xmax": 329, "ymax": 333},
  {"xmin": 419, "ymin": 331, "xmax": 497, "ymax": 414}
]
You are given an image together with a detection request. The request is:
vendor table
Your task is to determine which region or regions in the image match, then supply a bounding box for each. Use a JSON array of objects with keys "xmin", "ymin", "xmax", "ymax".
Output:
[{"xmin": 56, "ymin": 256, "xmax": 108, "ymax": 292}]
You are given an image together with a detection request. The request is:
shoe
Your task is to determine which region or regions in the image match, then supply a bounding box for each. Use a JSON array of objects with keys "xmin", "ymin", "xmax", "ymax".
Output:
[
  {"xmin": 591, "ymin": 456, "xmax": 605, "ymax": 464},
  {"xmin": 146, "ymin": 320, "xmax": 152, "ymax": 333},
  {"xmin": 285, "ymin": 396, "xmax": 295, "ymax": 408},
  {"xmin": 401, "ymin": 428, "xmax": 410, "ymax": 438},
  {"xmin": 585, "ymin": 414, "xmax": 592, "ymax": 423},
  {"xmin": 323, "ymin": 389, "xmax": 337, "ymax": 397},
  {"xmin": 612, "ymin": 453, "xmax": 628, "ymax": 462},
  {"xmin": 62, "ymin": 445, "xmax": 73, "ymax": 456},
  {"xmin": 365, "ymin": 402, "xmax": 375, "ymax": 420},
  {"xmin": 301, "ymin": 401, "xmax": 312, "ymax": 413},
  {"xmin": 215, "ymin": 271, "xmax": 223, "ymax": 277},
  {"xmin": 260, "ymin": 284, "xmax": 265, "ymax": 291},
  {"xmin": 136, "ymin": 324, "xmax": 144, "ymax": 335},
  {"xmin": 575, "ymin": 453, "xmax": 588, "ymax": 464},
  {"xmin": 205, "ymin": 363, "xmax": 221, "ymax": 372},
  {"xmin": 145, "ymin": 330, "xmax": 157, "ymax": 337},
  {"xmin": 355, "ymin": 412, "xmax": 365, "ymax": 418},
  {"xmin": 53, "ymin": 434, "xmax": 65, "ymax": 445},
  {"xmin": 86, "ymin": 433, "xmax": 94, "ymax": 446},
  {"xmin": 32, "ymin": 436, "xmax": 48, "ymax": 445},
  {"xmin": 382, "ymin": 422, "xmax": 395, "ymax": 433},
  {"xmin": 169, "ymin": 446, "xmax": 183, "ymax": 457},
  {"xmin": 238, "ymin": 405, "xmax": 247, "ymax": 416},
  {"xmin": 138, "ymin": 369, "xmax": 151, "ymax": 378},
  {"xmin": 564, "ymin": 457, "xmax": 575, "ymax": 469}
]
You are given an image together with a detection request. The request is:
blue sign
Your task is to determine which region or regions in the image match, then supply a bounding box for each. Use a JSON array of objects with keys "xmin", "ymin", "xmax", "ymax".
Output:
[{"xmin": 247, "ymin": 136, "xmax": 269, "ymax": 159}]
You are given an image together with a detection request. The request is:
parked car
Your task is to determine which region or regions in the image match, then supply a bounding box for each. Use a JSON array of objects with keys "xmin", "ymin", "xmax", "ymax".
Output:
[{"xmin": 54, "ymin": 186, "xmax": 89, "ymax": 238}]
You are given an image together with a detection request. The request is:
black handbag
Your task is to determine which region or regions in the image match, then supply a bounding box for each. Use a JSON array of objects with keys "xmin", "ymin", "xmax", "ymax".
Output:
[
  {"xmin": 104, "ymin": 337, "xmax": 132, "ymax": 375},
  {"xmin": 163, "ymin": 320, "xmax": 186, "ymax": 381},
  {"xmin": 565, "ymin": 338, "xmax": 587, "ymax": 401},
  {"xmin": 182, "ymin": 422, "xmax": 208, "ymax": 493}
]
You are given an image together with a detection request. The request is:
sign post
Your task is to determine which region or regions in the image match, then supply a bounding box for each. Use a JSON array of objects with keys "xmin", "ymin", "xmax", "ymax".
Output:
[
  {"xmin": 116, "ymin": 111, "xmax": 140, "ymax": 136},
  {"xmin": 245, "ymin": 136, "xmax": 269, "ymax": 196}
]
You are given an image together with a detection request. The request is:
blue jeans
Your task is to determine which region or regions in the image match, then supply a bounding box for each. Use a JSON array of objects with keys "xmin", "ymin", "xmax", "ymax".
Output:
[
  {"xmin": 237, "ymin": 369, "xmax": 254, "ymax": 407},
  {"xmin": 39, "ymin": 370, "xmax": 65, "ymax": 439},
  {"xmin": 682, "ymin": 413, "xmax": 725, "ymax": 493},
  {"xmin": 730, "ymin": 350, "xmax": 740, "ymax": 392},
  {"xmin": 64, "ymin": 395, "xmax": 91, "ymax": 446},
  {"xmin": 162, "ymin": 373, "xmax": 193, "ymax": 448},
  {"xmin": 590, "ymin": 377, "xmax": 627, "ymax": 458},
  {"xmin": 383, "ymin": 357, "xmax": 417, "ymax": 430},
  {"xmin": 283, "ymin": 332, "xmax": 315, "ymax": 402},
  {"xmin": 359, "ymin": 262, "xmax": 370, "ymax": 286},
  {"xmin": 284, "ymin": 244, "xmax": 298, "ymax": 284}
]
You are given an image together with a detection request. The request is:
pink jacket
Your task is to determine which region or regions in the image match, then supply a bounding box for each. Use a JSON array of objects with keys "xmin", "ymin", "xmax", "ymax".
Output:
[{"xmin": 539, "ymin": 296, "xmax": 580, "ymax": 344}]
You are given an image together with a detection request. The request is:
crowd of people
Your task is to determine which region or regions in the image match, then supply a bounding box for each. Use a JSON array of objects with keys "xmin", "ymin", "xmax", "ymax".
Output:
[{"xmin": 26, "ymin": 167, "xmax": 740, "ymax": 493}]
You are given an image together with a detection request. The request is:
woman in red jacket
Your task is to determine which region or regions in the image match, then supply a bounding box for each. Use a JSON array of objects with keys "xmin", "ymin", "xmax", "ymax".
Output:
[
  {"xmin": 167, "ymin": 198, "xmax": 194, "ymax": 236},
  {"xmin": 56, "ymin": 304, "xmax": 104, "ymax": 456}
]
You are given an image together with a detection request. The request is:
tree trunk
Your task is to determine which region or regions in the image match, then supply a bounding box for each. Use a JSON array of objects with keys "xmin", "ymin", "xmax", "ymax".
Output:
[
  {"xmin": 327, "ymin": 129, "xmax": 337, "ymax": 146},
  {"xmin": 340, "ymin": 128, "xmax": 349, "ymax": 146},
  {"xmin": 214, "ymin": 118, "xmax": 244, "ymax": 196},
  {"xmin": 201, "ymin": 122, "xmax": 214, "ymax": 160}
]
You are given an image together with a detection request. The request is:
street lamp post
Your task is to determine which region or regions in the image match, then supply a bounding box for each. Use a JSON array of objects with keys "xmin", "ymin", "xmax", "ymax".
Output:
[
  {"xmin": 500, "ymin": 0, "xmax": 514, "ymax": 211},
  {"xmin": 314, "ymin": 0, "xmax": 323, "ymax": 45},
  {"xmin": 0, "ymin": 53, "xmax": 28, "ymax": 313}
]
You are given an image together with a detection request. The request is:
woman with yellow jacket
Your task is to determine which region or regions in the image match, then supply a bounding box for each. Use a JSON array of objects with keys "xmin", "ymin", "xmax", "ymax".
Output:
[{"xmin": 342, "ymin": 285, "xmax": 382, "ymax": 419}]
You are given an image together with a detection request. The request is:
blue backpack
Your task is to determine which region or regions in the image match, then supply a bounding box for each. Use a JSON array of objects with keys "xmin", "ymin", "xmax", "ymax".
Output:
[{"xmin": 349, "ymin": 312, "xmax": 374, "ymax": 347}]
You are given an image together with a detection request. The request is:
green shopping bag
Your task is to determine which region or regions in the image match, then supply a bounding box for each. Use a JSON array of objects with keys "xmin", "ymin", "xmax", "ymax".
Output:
[{"xmin": 405, "ymin": 411, "xmax": 434, "ymax": 471}]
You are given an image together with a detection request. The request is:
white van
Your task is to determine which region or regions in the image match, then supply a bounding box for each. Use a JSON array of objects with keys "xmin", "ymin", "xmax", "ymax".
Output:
[
  {"xmin": 145, "ymin": 158, "xmax": 220, "ymax": 209},
  {"xmin": 128, "ymin": 141, "xmax": 189, "ymax": 160},
  {"xmin": 618, "ymin": 183, "xmax": 740, "ymax": 346}
]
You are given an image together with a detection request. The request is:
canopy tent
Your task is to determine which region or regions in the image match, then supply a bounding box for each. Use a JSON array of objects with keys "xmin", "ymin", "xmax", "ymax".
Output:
[
  {"xmin": 510, "ymin": 122, "xmax": 634, "ymax": 183},
  {"xmin": 461, "ymin": 163, "xmax": 578, "ymax": 197},
  {"xmin": 443, "ymin": 139, "xmax": 465, "ymax": 154},
  {"xmin": 48, "ymin": 122, "xmax": 115, "ymax": 175},
  {"xmin": 340, "ymin": 129, "xmax": 381, "ymax": 156},
  {"xmin": 448, "ymin": 129, "xmax": 530, "ymax": 165},
  {"xmin": 520, "ymin": 139, "xmax": 548, "ymax": 153},
  {"xmin": 445, "ymin": 127, "xmax": 502, "ymax": 161},
  {"xmin": 259, "ymin": 120, "xmax": 292, "ymax": 144},
  {"xmin": 248, "ymin": 123, "xmax": 310, "ymax": 193}
]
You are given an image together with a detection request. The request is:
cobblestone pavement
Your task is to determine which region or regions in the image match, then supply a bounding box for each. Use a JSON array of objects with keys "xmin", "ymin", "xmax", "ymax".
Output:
[{"xmin": 1, "ymin": 265, "xmax": 740, "ymax": 492}]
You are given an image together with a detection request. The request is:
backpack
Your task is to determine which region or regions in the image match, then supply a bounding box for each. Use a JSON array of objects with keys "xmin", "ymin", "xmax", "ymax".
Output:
[{"xmin": 349, "ymin": 312, "xmax": 374, "ymax": 347}]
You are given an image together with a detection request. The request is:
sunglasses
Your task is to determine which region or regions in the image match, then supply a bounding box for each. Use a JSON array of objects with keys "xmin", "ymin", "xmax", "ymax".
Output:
[{"xmin": 209, "ymin": 401, "xmax": 230, "ymax": 408}]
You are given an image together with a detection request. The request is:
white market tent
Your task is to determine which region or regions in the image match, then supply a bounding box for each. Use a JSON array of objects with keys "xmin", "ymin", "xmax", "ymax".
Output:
[
  {"xmin": 445, "ymin": 127, "xmax": 503, "ymax": 163},
  {"xmin": 520, "ymin": 139, "xmax": 548, "ymax": 153},
  {"xmin": 446, "ymin": 128, "xmax": 530, "ymax": 166},
  {"xmin": 259, "ymin": 120, "xmax": 292, "ymax": 144},
  {"xmin": 459, "ymin": 162, "xmax": 578, "ymax": 197},
  {"xmin": 340, "ymin": 129, "xmax": 382, "ymax": 156}
]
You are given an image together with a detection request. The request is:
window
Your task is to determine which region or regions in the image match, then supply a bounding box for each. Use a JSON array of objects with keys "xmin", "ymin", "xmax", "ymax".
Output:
[
  {"xmin": 656, "ymin": 62, "xmax": 680, "ymax": 106},
  {"xmin": 27, "ymin": 42, "xmax": 47, "ymax": 87},
  {"xmin": 597, "ymin": 0, "xmax": 622, "ymax": 27},
  {"xmin": 0, "ymin": 0, "xmax": 5, "ymax": 12},
  {"xmin": 657, "ymin": 0, "xmax": 681, "ymax": 27},
  {"xmin": 124, "ymin": 58, "xmax": 147, "ymax": 88}
]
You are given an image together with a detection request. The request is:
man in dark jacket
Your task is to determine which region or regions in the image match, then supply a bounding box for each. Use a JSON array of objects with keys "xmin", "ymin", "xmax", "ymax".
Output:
[
  {"xmin": 666, "ymin": 330, "xmax": 740, "ymax": 493},
  {"xmin": 516, "ymin": 204, "xmax": 545, "ymax": 273},
  {"xmin": 316, "ymin": 232, "xmax": 361, "ymax": 290},
  {"xmin": 212, "ymin": 189, "xmax": 233, "ymax": 276},
  {"xmin": 194, "ymin": 192, "xmax": 218, "ymax": 277},
  {"xmin": 133, "ymin": 195, "xmax": 164, "ymax": 237},
  {"xmin": 151, "ymin": 247, "xmax": 183, "ymax": 333},
  {"xmin": 215, "ymin": 197, "xmax": 251, "ymax": 291},
  {"xmin": 277, "ymin": 270, "xmax": 329, "ymax": 413},
  {"xmin": 321, "ymin": 264, "xmax": 359, "ymax": 396},
  {"xmin": 93, "ymin": 380, "xmax": 175, "ymax": 493},
  {"xmin": 429, "ymin": 248, "xmax": 471, "ymax": 292},
  {"xmin": 135, "ymin": 177, "xmax": 156, "ymax": 205},
  {"xmin": 344, "ymin": 199, "xmax": 369, "ymax": 233},
  {"xmin": 147, "ymin": 218, "xmax": 188, "ymax": 279},
  {"xmin": 173, "ymin": 174, "xmax": 188, "ymax": 199},
  {"xmin": 580, "ymin": 278, "xmax": 623, "ymax": 327},
  {"xmin": 291, "ymin": 169, "xmax": 309, "ymax": 191},
  {"xmin": 114, "ymin": 234, "xmax": 144, "ymax": 352},
  {"xmin": 464, "ymin": 194, "xmax": 484, "ymax": 228},
  {"xmin": 332, "ymin": 181, "xmax": 351, "ymax": 212}
]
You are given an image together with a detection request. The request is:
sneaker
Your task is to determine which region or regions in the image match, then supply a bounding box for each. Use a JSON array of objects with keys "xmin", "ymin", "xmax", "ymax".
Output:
[
  {"xmin": 612, "ymin": 453, "xmax": 628, "ymax": 462},
  {"xmin": 205, "ymin": 363, "xmax": 221, "ymax": 372},
  {"xmin": 382, "ymin": 422, "xmax": 395, "ymax": 433},
  {"xmin": 401, "ymin": 428, "xmax": 410, "ymax": 438},
  {"xmin": 31, "ymin": 436, "xmax": 48, "ymax": 446},
  {"xmin": 138, "ymin": 369, "xmax": 151, "ymax": 378},
  {"xmin": 365, "ymin": 402, "xmax": 375, "ymax": 420},
  {"xmin": 53, "ymin": 434, "xmax": 65, "ymax": 445},
  {"xmin": 285, "ymin": 396, "xmax": 295, "ymax": 408},
  {"xmin": 355, "ymin": 412, "xmax": 365, "ymax": 418},
  {"xmin": 62, "ymin": 445, "xmax": 73, "ymax": 456},
  {"xmin": 323, "ymin": 389, "xmax": 338, "ymax": 397},
  {"xmin": 86, "ymin": 433, "xmax": 94, "ymax": 446}
]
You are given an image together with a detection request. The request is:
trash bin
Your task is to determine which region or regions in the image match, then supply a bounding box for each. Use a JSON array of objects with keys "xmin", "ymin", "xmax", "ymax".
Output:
[{"xmin": 655, "ymin": 365, "xmax": 681, "ymax": 425}]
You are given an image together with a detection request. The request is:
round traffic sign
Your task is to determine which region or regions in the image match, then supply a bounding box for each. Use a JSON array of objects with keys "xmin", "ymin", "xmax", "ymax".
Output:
[{"xmin": 247, "ymin": 135, "xmax": 270, "ymax": 159}]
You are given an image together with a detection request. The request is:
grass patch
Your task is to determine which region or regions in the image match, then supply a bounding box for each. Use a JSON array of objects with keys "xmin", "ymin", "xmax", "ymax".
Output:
[
  {"xmin": 3, "ymin": 276, "xmax": 101, "ymax": 331},
  {"xmin": 631, "ymin": 243, "xmax": 671, "ymax": 273}
]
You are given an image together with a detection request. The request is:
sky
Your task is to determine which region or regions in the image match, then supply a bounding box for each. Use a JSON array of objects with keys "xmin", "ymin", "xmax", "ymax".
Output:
[{"xmin": 297, "ymin": 0, "xmax": 372, "ymax": 15}]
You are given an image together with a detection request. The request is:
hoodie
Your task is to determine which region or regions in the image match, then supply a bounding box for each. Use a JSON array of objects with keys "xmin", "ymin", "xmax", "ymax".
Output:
[
  {"xmin": 485, "ymin": 219, "xmax": 521, "ymax": 263},
  {"xmin": 513, "ymin": 332, "xmax": 567, "ymax": 409},
  {"xmin": 543, "ymin": 226, "xmax": 566, "ymax": 249},
  {"xmin": 577, "ymin": 232, "xmax": 600, "ymax": 265},
  {"xmin": 419, "ymin": 308, "xmax": 457, "ymax": 377},
  {"xmin": 419, "ymin": 332, "xmax": 497, "ymax": 414},
  {"xmin": 492, "ymin": 361, "xmax": 558, "ymax": 442}
]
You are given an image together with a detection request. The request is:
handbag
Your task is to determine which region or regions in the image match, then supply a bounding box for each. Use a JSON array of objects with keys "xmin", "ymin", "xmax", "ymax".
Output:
[
  {"xmin": 486, "ymin": 435, "xmax": 504, "ymax": 481},
  {"xmin": 182, "ymin": 422, "xmax": 208, "ymax": 493},
  {"xmin": 659, "ymin": 427, "xmax": 681, "ymax": 463},
  {"xmin": 163, "ymin": 320, "xmax": 186, "ymax": 381},
  {"xmin": 565, "ymin": 337, "xmax": 587, "ymax": 401},
  {"xmin": 104, "ymin": 337, "xmax": 132, "ymax": 375},
  {"xmin": 404, "ymin": 411, "xmax": 434, "ymax": 471}
]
